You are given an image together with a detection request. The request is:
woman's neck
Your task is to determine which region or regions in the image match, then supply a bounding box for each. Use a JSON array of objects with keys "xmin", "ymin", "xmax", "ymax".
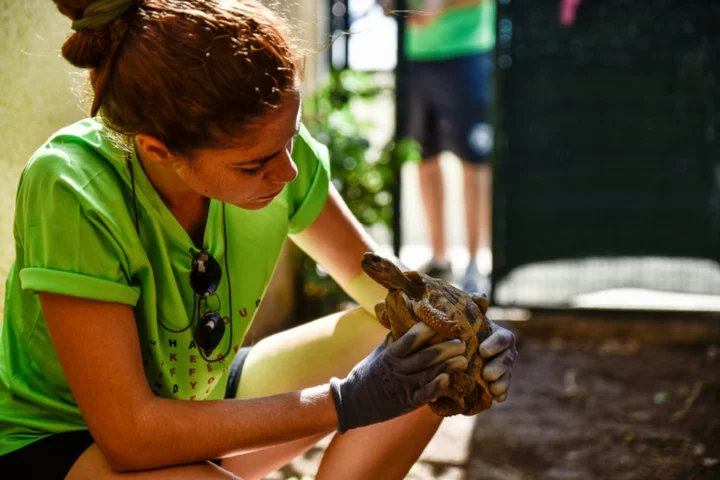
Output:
[{"xmin": 134, "ymin": 141, "xmax": 210, "ymax": 247}]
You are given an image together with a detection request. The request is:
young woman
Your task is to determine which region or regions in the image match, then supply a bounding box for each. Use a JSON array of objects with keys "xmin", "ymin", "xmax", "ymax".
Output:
[{"xmin": 0, "ymin": 0, "xmax": 517, "ymax": 478}]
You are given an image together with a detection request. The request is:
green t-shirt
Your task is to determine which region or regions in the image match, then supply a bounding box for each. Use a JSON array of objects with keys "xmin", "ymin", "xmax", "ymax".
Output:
[
  {"xmin": 406, "ymin": 0, "xmax": 496, "ymax": 61},
  {"xmin": 0, "ymin": 118, "xmax": 330, "ymax": 455}
]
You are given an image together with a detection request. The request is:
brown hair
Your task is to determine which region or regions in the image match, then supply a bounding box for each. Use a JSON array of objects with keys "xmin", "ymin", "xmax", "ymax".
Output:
[{"xmin": 53, "ymin": 0, "xmax": 301, "ymax": 155}]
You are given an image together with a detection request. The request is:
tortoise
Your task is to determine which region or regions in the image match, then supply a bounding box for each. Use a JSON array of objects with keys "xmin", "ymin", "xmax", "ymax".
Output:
[{"xmin": 361, "ymin": 252, "xmax": 494, "ymax": 416}]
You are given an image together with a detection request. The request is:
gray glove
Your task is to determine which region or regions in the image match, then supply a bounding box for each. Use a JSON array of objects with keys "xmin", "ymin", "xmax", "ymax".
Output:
[
  {"xmin": 330, "ymin": 322, "xmax": 467, "ymax": 433},
  {"xmin": 479, "ymin": 319, "xmax": 518, "ymax": 402}
]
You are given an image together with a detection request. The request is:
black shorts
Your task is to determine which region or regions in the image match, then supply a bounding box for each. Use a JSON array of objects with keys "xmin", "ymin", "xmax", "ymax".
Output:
[
  {"xmin": 0, "ymin": 347, "xmax": 253, "ymax": 478},
  {"xmin": 408, "ymin": 52, "xmax": 495, "ymax": 164}
]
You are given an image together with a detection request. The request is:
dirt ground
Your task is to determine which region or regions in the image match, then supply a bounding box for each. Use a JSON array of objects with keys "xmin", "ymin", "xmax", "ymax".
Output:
[
  {"xmin": 268, "ymin": 334, "xmax": 720, "ymax": 480},
  {"xmin": 464, "ymin": 337, "xmax": 720, "ymax": 480}
]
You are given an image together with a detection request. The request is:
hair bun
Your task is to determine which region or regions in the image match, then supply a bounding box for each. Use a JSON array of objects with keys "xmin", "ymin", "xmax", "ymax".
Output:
[
  {"xmin": 61, "ymin": 28, "xmax": 110, "ymax": 69},
  {"xmin": 53, "ymin": 0, "xmax": 122, "ymax": 69}
]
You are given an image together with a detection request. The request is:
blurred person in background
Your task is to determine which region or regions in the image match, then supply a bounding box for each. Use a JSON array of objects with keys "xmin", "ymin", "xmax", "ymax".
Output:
[
  {"xmin": 381, "ymin": 0, "xmax": 496, "ymax": 293},
  {"xmin": 0, "ymin": 0, "xmax": 517, "ymax": 478}
]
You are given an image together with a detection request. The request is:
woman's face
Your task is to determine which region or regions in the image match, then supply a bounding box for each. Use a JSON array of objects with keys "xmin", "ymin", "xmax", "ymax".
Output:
[{"xmin": 172, "ymin": 91, "xmax": 302, "ymax": 210}]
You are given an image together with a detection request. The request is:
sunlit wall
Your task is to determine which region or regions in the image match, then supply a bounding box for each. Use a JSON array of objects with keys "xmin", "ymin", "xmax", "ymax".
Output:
[
  {"xmin": 0, "ymin": 3, "xmax": 86, "ymax": 312},
  {"xmin": 0, "ymin": 0, "xmax": 324, "ymax": 316}
]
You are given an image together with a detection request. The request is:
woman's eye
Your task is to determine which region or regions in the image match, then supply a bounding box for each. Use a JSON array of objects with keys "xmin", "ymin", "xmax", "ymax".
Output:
[{"xmin": 235, "ymin": 161, "xmax": 267, "ymax": 176}]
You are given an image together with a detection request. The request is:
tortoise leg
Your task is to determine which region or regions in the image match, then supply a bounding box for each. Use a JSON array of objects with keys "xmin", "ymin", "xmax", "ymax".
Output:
[
  {"xmin": 374, "ymin": 300, "xmax": 392, "ymax": 330},
  {"xmin": 474, "ymin": 360, "xmax": 494, "ymax": 413},
  {"xmin": 471, "ymin": 293, "xmax": 489, "ymax": 315},
  {"xmin": 414, "ymin": 301, "xmax": 463, "ymax": 339},
  {"xmin": 462, "ymin": 355, "xmax": 494, "ymax": 416},
  {"xmin": 453, "ymin": 371, "xmax": 478, "ymax": 396},
  {"xmin": 458, "ymin": 389, "xmax": 480, "ymax": 415},
  {"xmin": 430, "ymin": 396, "xmax": 466, "ymax": 417},
  {"xmin": 460, "ymin": 380, "xmax": 494, "ymax": 416},
  {"xmin": 463, "ymin": 389, "xmax": 493, "ymax": 416}
]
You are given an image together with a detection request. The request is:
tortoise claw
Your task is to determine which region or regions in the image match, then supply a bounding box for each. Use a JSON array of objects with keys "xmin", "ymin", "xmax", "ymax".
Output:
[{"xmin": 415, "ymin": 302, "xmax": 461, "ymax": 339}]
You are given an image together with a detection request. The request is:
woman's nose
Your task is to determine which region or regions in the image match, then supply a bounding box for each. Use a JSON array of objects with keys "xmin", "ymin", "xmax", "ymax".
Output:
[{"xmin": 266, "ymin": 150, "xmax": 298, "ymax": 184}]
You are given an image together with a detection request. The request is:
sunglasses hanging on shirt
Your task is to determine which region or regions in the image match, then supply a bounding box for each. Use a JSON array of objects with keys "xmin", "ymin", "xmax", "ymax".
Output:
[
  {"xmin": 190, "ymin": 249, "xmax": 233, "ymax": 359},
  {"xmin": 128, "ymin": 155, "xmax": 233, "ymax": 362}
]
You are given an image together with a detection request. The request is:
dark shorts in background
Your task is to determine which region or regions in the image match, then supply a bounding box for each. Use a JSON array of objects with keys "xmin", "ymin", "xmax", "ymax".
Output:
[
  {"xmin": 408, "ymin": 52, "xmax": 495, "ymax": 164},
  {"xmin": 0, "ymin": 346, "xmax": 254, "ymax": 477}
]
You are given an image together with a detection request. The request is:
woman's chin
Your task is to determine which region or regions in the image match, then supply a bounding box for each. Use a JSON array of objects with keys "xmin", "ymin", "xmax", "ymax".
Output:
[{"xmin": 232, "ymin": 195, "xmax": 276, "ymax": 210}]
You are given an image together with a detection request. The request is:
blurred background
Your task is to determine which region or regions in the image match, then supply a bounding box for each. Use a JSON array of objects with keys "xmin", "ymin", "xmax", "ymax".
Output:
[{"xmin": 1, "ymin": 1, "xmax": 719, "ymax": 479}]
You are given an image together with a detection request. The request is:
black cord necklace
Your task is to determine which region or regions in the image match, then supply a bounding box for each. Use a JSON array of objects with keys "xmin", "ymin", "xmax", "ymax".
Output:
[
  {"xmin": 127, "ymin": 154, "xmax": 233, "ymax": 363},
  {"xmin": 198, "ymin": 204, "xmax": 233, "ymax": 363}
]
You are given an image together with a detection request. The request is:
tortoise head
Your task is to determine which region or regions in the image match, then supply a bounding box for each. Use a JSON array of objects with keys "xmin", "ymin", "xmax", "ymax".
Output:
[{"xmin": 361, "ymin": 252, "xmax": 425, "ymax": 298}]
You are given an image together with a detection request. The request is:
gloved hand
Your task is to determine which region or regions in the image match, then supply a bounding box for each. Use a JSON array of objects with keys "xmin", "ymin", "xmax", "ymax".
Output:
[
  {"xmin": 479, "ymin": 319, "xmax": 518, "ymax": 402},
  {"xmin": 330, "ymin": 322, "xmax": 468, "ymax": 433}
]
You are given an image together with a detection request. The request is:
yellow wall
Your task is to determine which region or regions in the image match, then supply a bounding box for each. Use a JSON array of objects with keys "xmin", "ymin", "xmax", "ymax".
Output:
[
  {"xmin": 0, "ymin": 3, "xmax": 86, "ymax": 313},
  {"xmin": 0, "ymin": 2, "xmax": 324, "ymax": 329}
]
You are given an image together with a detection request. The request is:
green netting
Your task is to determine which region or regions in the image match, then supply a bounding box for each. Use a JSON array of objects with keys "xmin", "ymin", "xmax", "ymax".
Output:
[{"xmin": 492, "ymin": 0, "xmax": 720, "ymax": 307}]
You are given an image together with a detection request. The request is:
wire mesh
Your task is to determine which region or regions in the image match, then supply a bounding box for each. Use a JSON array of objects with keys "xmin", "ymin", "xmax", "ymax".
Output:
[{"xmin": 492, "ymin": 0, "xmax": 720, "ymax": 310}]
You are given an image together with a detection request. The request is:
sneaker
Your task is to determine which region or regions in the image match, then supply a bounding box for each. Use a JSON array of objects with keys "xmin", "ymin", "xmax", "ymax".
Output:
[
  {"xmin": 461, "ymin": 260, "xmax": 491, "ymax": 295},
  {"xmin": 418, "ymin": 259, "xmax": 453, "ymax": 282},
  {"xmin": 462, "ymin": 275, "xmax": 491, "ymax": 296}
]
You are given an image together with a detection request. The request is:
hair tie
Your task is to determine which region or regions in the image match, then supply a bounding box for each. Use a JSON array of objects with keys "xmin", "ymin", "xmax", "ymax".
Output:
[{"xmin": 71, "ymin": 0, "xmax": 135, "ymax": 31}]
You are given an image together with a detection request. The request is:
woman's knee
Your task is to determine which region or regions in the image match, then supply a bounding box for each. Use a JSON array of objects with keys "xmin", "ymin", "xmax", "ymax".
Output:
[
  {"xmin": 236, "ymin": 307, "xmax": 387, "ymax": 398},
  {"xmin": 316, "ymin": 407, "xmax": 442, "ymax": 480}
]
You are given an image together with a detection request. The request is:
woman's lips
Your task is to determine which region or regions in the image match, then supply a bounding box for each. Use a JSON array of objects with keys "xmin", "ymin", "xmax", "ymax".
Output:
[{"xmin": 257, "ymin": 188, "xmax": 283, "ymax": 200}]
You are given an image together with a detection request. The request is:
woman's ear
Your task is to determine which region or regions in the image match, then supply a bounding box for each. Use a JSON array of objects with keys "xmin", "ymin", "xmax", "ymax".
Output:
[{"xmin": 135, "ymin": 134, "xmax": 173, "ymax": 166}]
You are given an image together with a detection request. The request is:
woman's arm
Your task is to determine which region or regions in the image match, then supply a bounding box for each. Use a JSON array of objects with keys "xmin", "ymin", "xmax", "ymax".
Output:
[
  {"xmin": 40, "ymin": 293, "xmax": 337, "ymax": 472},
  {"xmin": 40, "ymin": 289, "xmax": 459, "ymax": 472},
  {"xmin": 290, "ymin": 185, "xmax": 519, "ymax": 403},
  {"xmin": 289, "ymin": 184, "xmax": 404, "ymax": 315}
]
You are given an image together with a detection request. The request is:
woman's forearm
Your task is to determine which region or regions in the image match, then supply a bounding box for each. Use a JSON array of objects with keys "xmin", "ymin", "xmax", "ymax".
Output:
[
  {"xmin": 340, "ymin": 253, "xmax": 412, "ymax": 316},
  {"xmin": 104, "ymin": 384, "xmax": 337, "ymax": 472}
]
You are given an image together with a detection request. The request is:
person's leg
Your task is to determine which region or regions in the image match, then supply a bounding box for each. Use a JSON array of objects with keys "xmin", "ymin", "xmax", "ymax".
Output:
[
  {"xmin": 408, "ymin": 60, "xmax": 452, "ymax": 278},
  {"xmin": 316, "ymin": 405, "xmax": 441, "ymax": 480},
  {"xmin": 0, "ymin": 430, "xmax": 96, "ymax": 478},
  {"xmin": 460, "ymin": 160, "xmax": 492, "ymax": 293},
  {"xmin": 67, "ymin": 445, "xmax": 241, "ymax": 479},
  {"xmin": 419, "ymin": 154, "xmax": 448, "ymax": 266},
  {"xmin": 218, "ymin": 307, "xmax": 379, "ymax": 480},
  {"xmin": 221, "ymin": 307, "xmax": 444, "ymax": 480},
  {"xmin": 463, "ymin": 161, "xmax": 492, "ymax": 263},
  {"xmin": 0, "ymin": 429, "xmax": 240, "ymax": 479},
  {"xmin": 439, "ymin": 52, "xmax": 495, "ymax": 290}
]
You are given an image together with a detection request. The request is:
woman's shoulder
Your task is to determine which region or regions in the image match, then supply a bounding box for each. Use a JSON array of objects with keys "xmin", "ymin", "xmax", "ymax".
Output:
[
  {"xmin": 25, "ymin": 118, "xmax": 124, "ymax": 176},
  {"xmin": 289, "ymin": 123, "xmax": 330, "ymax": 185},
  {"xmin": 22, "ymin": 118, "xmax": 127, "ymax": 188},
  {"xmin": 293, "ymin": 123, "xmax": 329, "ymax": 168},
  {"xmin": 17, "ymin": 118, "xmax": 130, "ymax": 215}
]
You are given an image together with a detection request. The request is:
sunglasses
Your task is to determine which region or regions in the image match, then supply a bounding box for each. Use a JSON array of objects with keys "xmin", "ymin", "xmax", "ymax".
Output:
[
  {"xmin": 190, "ymin": 249, "xmax": 230, "ymax": 359},
  {"xmin": 127, "ymin": 155, "xmax": 234, "ymax": 362}
]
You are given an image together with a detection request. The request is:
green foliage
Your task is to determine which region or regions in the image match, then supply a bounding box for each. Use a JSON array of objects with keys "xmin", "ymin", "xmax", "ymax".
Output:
[
  {"xmin": 304, "ymin": 69, "xmax": 395, "ymax": 229},
  {"xmin": 293, "ymin": 69, "xmax": 419, "ymax": 321}
]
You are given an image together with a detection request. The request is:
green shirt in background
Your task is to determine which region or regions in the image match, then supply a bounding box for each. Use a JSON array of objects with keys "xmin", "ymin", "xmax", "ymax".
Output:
[
  {"xmin": 406, "ymin": 0, "xmax": 496, "ymax": 61},
  {"xmin": 0, "ymin": 118, "xmax": 330, "ymax": 455}
]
